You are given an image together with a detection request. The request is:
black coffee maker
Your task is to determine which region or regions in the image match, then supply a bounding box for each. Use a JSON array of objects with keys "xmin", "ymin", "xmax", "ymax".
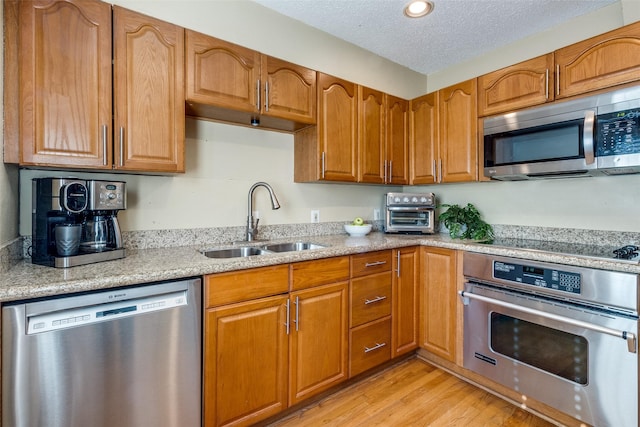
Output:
[{"xmin": 32, "ymin": 178, "xmax": 127, "ymax": 268}]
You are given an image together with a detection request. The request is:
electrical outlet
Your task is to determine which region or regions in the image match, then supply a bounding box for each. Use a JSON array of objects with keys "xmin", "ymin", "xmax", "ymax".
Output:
[
  {"xmin": 373, "ymin": 208, "xmax": 381, "ymax": 220},
  {"xmin": 310, "ymin": 210, "xmax": 320, "ymax": 223}
]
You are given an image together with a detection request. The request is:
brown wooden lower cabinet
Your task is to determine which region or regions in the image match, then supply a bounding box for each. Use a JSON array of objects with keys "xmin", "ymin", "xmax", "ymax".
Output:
[
  {"xmin": 392, "ymin": 247, "xmax": 420, "ymax": 357},
  {"xmin": 419, "ymin": 246, "xmax": 458, "ymax": 363},
  {"xmin": 205, "ymin": 295, "xmax": 289, "ymax": 427},
  {"xmin": 204, "ymin": 249, "xmax": 422, "ymax": 426},
  {"xmin": 289, "ymin": 280, "xmax": 349, "ymax": 404}
]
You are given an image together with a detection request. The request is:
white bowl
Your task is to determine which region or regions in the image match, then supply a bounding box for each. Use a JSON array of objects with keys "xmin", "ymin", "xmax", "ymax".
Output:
[{"xmin": 344, "ymin": 223, "xmax": 372, "ymax": 237}]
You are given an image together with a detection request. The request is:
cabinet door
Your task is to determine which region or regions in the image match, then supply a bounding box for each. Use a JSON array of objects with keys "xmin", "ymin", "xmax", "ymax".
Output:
[
  {"xmin": 185, "ymin": 30, "xmax": 260, "ymax": 113},
  {"xmin": 392, "ymin": 247, "xmax": 419, "ymax": 357},
  {"xmin": 420, "ymin": 247, "xmax": 457, "ymax": 363},
  {"xmin": 262, "ymin": 56, "xmax": 316, "ymax": 124},
  {"xmin": 478, "ymin": 53, "xmax": 554, "ymax": 116},
  {"xmin": 205, "ymin": 295, "xmax": 289, "ymax": 427},
  {"xmin": 19, "ymin": 0, "xmax": 112, "ymax": 168},
  {"xmin": 556, "ymin": 21, "xmax": 640, "ymax": 99},
  {"xmin": 113, "ymin": 7, "xmax": 185, "ymax": 173},
  {"xmin": 439, "ymin": 79, "xmax": 478, "ymax": 183},
  {"xmin": 358, "ymin": 86, "xmax": 386, "ymax": 184},
  {"xmin": 317, "ymin": 73, "xmax": 358, "ymax": 182},
  {"xmin": 409, "ymin": 93, "xmax": 438, "ymax": 185},
  {"xmin": 386, "ymin": 95, "xmax": 409, "ymax": 185},
  {"xmin": 289, "ymin": 281, "xmax": 349, "ymax": 405}
]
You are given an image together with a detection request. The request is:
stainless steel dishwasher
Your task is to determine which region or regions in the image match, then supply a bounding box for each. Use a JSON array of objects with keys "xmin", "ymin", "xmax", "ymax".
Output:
[{"xmin": 2, "ymin": 278, "xmax": 202, "ymax": 427}]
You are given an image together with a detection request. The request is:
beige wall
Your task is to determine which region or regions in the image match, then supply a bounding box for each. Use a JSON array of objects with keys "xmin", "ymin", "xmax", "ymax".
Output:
[{"xmin": 10, "ymin": 0, "xmax": 640, "ymax": 237}]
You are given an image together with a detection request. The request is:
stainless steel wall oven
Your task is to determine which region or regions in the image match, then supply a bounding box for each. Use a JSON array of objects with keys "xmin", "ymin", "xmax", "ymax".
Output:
[
  {"xmin": 383, "ymin": 192, "xmax": 435, "ymax": 234},
  {"xmin": 461, "ymin": 252, "xmax": 638, "ymax": 427}
]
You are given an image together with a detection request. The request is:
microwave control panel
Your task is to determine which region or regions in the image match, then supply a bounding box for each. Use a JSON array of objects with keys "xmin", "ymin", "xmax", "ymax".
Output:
[
  {"xmin": 596, "ymin": 109, "xmax": 640, "ymax": 156},
  {"xmin": 493, "ymin": 261, "xmax": 581, "ymax": 294}
]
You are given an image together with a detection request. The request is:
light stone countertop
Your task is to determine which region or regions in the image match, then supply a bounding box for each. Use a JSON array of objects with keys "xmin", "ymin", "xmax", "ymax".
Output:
[{"xmin": 1, "ymin": 232, "xmax": 639, "ymax": 303}]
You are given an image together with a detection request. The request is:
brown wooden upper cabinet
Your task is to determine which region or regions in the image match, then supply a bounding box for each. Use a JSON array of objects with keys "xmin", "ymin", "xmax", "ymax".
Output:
[
  {"xmin": 410, "ymin": 80, "xmax": 478, "ymax": 184},
  {"xmin": 478, "ymin": 54, "xmax": 554, "ymax": 117},
  {"xmin": 6, "ymin": 0, "xmax": 185, "ymax": 172},
  {"xmin": 185, "ymin": 30, "xmax": 316, "ymax": 132},
  {"xmin": 358, "ymin": 87, "xmax": 386, "ymax": 184},
  {"xmin": 555, "ymin": 20, "xmax": 640, "ymax": 99},
  {"xmin": 479, "ymin": 21, "xmax": 640, "ymax": 116},
  {"xmin": 386, "ymin": 95, "xmax": 410, "ymax": 185},
  {"xmin": 351, "ymin": 87, "xmax": 410, "ymax": 184},
  {"xmin": 294, "ymin": 73, "xmax": 359, "ymax": 182}
]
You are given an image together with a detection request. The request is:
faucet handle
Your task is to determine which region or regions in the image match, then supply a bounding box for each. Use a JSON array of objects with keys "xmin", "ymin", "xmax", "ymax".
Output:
[{"xmin": 254, "ymin": 218, "xmax": 260, "ymax": 229}]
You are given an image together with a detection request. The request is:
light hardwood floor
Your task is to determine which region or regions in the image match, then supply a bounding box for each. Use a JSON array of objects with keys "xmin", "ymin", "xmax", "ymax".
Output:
[{"xmin": 268, "ymin": 358, "xmax": 555, "ymax": 427}]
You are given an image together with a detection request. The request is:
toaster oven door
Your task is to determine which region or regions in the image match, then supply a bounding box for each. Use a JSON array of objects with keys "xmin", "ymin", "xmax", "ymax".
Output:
[{"xmin": 385, "ymin": 207, "xmax": 434, "ymax": 234}]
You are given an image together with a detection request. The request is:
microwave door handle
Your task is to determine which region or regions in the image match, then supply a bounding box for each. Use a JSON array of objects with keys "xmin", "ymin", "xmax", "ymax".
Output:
[
  {"xmin": 583, "ymin": 110, "xmax": 596, "ymax": 164},
  {"xmin": 459, "ymin": 289, "xmax": 637, "ymax": 353}
]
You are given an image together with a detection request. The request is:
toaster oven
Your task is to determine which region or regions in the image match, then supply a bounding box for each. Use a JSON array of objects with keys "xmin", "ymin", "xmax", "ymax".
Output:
[{"xmin": 384, "ymin": 192, "xmax": 435, "ymax": 234}]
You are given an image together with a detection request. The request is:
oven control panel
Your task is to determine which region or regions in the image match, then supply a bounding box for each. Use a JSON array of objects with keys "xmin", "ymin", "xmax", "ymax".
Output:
[{"xmin": 493, "ymin": 261, "xmax": 581, "ymax": 294}]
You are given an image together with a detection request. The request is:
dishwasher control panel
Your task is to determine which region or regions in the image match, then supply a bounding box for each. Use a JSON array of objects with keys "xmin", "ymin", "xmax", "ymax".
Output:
[{"xmin": 27, "ymin": 290, "xmax": 187, "ymax": 334}]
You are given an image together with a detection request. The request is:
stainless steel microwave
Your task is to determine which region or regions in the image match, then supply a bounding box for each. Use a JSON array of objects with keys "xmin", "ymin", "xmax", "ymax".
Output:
[{"xmin": 483, "ymin": 85, "xmax": 640, "ymax": 180}]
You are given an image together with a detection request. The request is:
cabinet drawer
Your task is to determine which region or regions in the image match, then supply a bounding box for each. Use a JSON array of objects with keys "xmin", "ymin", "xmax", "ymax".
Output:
[
  {"xmin": 204, "ymin": 265, "xmax": 289, "ymax": 307},
  {"xmin": 350, "ymin": 272, "xmax": 392, "ymax": 327},
  {"xmin": 291, "ymin": 256, "xmax": 350, "ymax": 291},
  {"xmin": 349, "ymin": 317, "xmax": 391, "ymax": 377},
  {"xmin": 351, "ymin": 250, "xmax": 392, "ymax": 278}
]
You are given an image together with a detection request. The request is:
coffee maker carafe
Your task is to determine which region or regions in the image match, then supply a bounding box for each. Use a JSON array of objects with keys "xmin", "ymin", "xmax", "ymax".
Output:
[{"xmin": 32, "ymin": 178, "xmax": 127, "ymax": 268}]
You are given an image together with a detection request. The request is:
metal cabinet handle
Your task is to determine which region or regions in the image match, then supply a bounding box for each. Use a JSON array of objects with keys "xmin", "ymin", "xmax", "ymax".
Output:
[
  {"xmin": 384, "ymin": 161, "xmax": 388, "ymax": 183},
  {"xmin": 545, "ymin": 68, "xmax": 549, "ymax": 100},
  {"xmin": 432, "ymin": 159, "xmax": 437, "ymax": 182},
  {"xmin": 365, "ymin": 261, "xmax": 387, "ymax": 267},
  {"xmin": 364, "ymin": 342, "xmax": 387, "ymax": 353},
  {"xmin": 294, "ymin": 296, "xmax": 300, "ymax": 332},
  {"xmin": 459, "ymin": 290, "xmax": 637, "ymax": 353},
  {"xmin": 556, "ymin": 64, "xmax": 560, "ymax": 96},
  {"xmin": 285, "ymin": 299, "xmax": 290, "ymax": 335},
  {"xmin": 102, "ymin": 125, "xmax": 108, "ymax": 166},
  {"xmin": 364, "ymin": 295, "xmax": 387, "ymax": 305},
  {"xmin": 119, "ymin": 127, "xmax": 124, "ymax": 167},
  {"xmin": 388, "ymin": 160, "xmax": 393, "ymax": 183},
  {"xmin": 438, "ymin": 159, "xmax": 443, "ymax": 183},
  {"xmin": 264, "ymin": 81, "xmax": 269, "ymax": 111},
  {"xmin": 321, "ymin": 152, "xmax": 326, "ymax": 179},
  {"xmin": 256, "ymin": 80, "xmax": 261, "ymax": 111},
  {"xmin": 396, "ymin": 251, "xmax": 401, "ymax": 278}
]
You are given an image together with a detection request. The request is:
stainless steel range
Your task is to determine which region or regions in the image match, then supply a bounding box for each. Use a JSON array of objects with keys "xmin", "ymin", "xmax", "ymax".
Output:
[{"xmin": 462, "ymin": 252, "xmax": 638, "ymax": 427}]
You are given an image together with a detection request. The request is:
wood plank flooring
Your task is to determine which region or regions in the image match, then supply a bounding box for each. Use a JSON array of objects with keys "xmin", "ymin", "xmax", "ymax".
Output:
[{"xmin": 267, "ymin": 358, "xmax": 555, "ymax": 427}]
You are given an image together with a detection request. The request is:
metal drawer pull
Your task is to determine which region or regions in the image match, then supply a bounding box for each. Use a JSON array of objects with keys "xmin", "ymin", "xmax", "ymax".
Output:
[
  {"xmin": 459, "ymin": 290, "xmax": 637, "ymax": 353},
  {"xmin": 364, "ymin": 342, "xmax": 387, "ymax": 353},
  {"xmin": 365, "ymin": 261, "xmax": 387, "ymax": 267},
  {"xmin": 364, "ymin": 296, "xmax": 387, "ymax": 305}
]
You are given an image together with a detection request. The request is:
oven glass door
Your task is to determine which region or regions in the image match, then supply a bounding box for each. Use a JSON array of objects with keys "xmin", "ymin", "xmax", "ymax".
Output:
[
  {"xmin": 386, "ymin": 207, "xmax": 433, "ymax": 232},
  {"xmin": 463, "ymin": 284, "xmax": 638, "ymax": 427},
  {"xmin": 490, "ymin": 312, "xmax": 588, "ymax": 384}
]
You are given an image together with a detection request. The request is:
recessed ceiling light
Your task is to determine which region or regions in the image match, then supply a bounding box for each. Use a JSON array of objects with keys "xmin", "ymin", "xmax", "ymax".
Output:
[{"xmin": 404, "ymin": 0, "xmax": 434, "ymax": 18}]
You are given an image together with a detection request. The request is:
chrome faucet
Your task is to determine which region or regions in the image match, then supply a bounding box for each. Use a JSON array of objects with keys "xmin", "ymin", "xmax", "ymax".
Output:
[{"xmin": 246, "ymin": 182, "xmax": 281, "ymax": 241}]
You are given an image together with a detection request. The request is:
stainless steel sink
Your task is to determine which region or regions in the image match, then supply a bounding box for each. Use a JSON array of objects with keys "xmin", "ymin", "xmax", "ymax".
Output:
[
  {"xmin": 202, "ymin": 247, "xmax": 271, "ymax": 258},
  {"xmin": 202, "ymin": 241, "xmax": 326, "ymax": 259},
  {"xmin": 261, "ymin": 242, "xmax": 326, "ymax": 252}
]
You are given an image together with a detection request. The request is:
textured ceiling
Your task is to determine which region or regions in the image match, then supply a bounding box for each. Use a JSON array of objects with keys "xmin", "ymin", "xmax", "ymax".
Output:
[{"xmin": 251, "ymin": 0, "xmax": 618, "ymax": 75}]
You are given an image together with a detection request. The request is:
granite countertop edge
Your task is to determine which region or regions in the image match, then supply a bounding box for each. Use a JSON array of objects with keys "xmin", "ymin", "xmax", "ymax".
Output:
[{"xmin": 2, "ymin": 232, "xmax": 638, "ymax": 303}]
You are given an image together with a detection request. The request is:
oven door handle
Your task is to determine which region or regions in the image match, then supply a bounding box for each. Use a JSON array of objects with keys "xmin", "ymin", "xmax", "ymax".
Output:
[
  {"xmin": 459, "ymin": 290, "xmax": 637, "ymax": 354},
  {"xmin": 387, "ymin": 206, "xmax": 433, "ymax": 212}
]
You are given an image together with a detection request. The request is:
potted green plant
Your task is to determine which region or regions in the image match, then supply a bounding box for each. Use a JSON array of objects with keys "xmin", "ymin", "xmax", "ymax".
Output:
[{"xmin": 438, "ymin": 203, "xmax": 494, "ymax": 242}]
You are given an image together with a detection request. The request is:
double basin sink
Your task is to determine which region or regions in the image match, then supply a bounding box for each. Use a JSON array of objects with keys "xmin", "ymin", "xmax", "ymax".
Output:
[{"xmin": 202, "ymin": 242, "xmax": 326, "ymax": 259}]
